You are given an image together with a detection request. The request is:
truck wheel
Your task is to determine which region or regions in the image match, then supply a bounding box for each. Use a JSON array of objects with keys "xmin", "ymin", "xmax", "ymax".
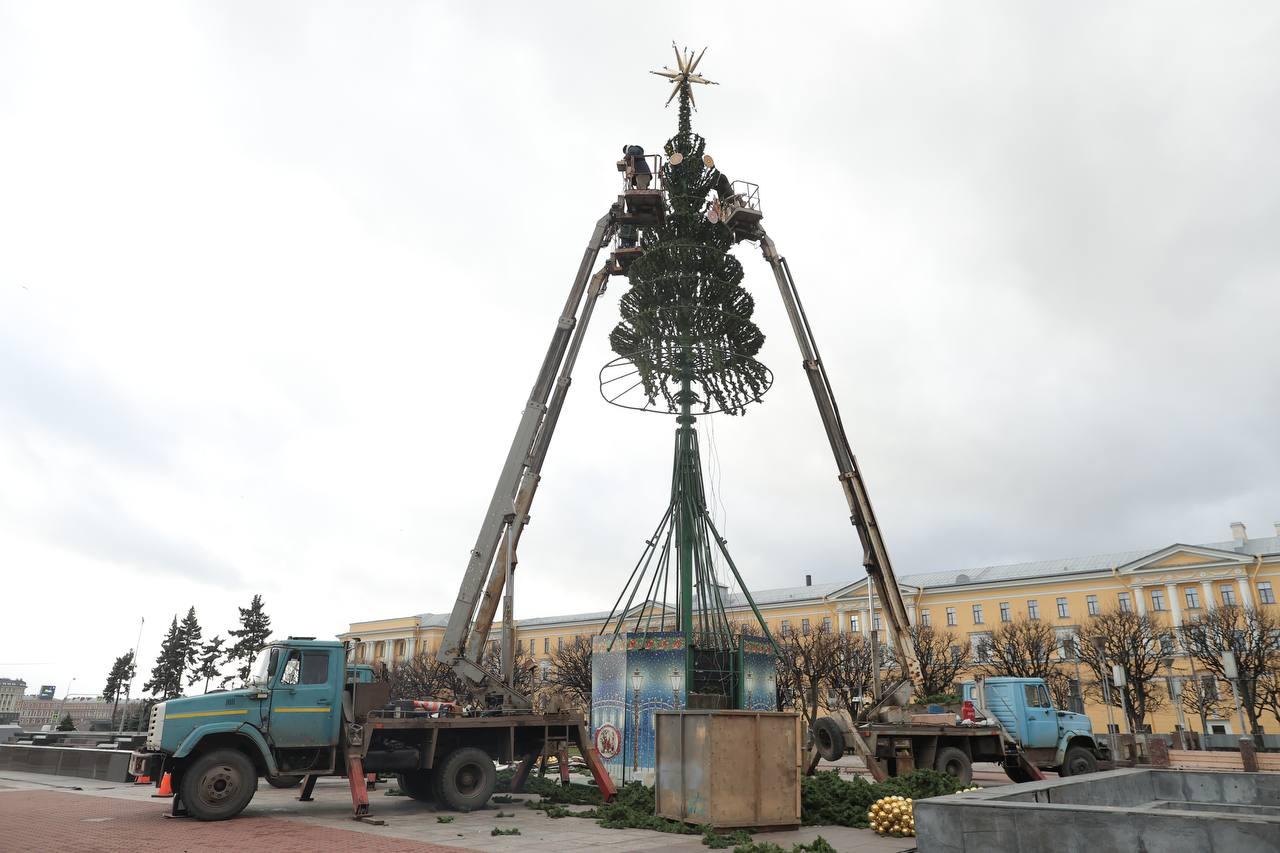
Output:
[
  {"xmin": 266, "ymin": 774, "xmax": 303, "ymax": 789},
  {"xmin": 933, "ymin": 747, "xmax": 973, "ymax": 785},
  {"xmin": 181, "ymin": 748, "xmax": 258, "ymax": 821},
  {"xmin": 397, "ymin": 769, "xmax": 434, "ymax": 802},
  {"xmin": 433, "ymin": 747, "xmax": 496, "ymax": 812},
  {"xmin": 1059, "ymin": 745, "xmax": 1098, "ymax": 777},
  {"xmin": 811, "ymin": 717, "xmax": 846, "ymax": 762}
]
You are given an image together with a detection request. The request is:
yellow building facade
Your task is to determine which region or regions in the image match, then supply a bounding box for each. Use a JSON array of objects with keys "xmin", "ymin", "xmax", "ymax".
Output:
[{"xmin": 341, "ymin": 521, "xmax": 1280, "ymax": 735}]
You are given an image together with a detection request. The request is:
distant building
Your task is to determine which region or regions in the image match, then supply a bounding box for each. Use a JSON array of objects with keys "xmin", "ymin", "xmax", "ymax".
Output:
[
  {"xmin": 344, "ymin": 521, "xmax": 1280, "ymax": 736},
  {"xmin": 18, "ymin": 695, "xmax": 114, "ymax": 731},
  {"xmin": 0, "ymin": 678, "xmax": 25, "ymax": 724}
]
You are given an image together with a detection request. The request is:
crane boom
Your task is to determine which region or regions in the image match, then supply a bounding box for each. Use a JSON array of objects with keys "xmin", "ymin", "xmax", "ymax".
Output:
[
  {"xmin": 438, "ymin": 207, "xmax": 617, "ymax": 706},
  {"xmin": 759, "ymin": 233, "xmax": 923, "ymax": 693}
]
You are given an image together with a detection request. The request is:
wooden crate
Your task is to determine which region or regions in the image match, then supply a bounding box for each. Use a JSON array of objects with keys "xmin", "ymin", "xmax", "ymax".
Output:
[{"xmin": 654, "ymin": 710, "xmax": 801, "ymax": 828}]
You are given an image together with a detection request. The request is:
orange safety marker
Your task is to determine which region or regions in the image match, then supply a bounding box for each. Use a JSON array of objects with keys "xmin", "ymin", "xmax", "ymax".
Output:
[
  {"xmin": 133, "ymin": 774, "xmax": 151, "ymax": 785},
  {"xmin": 151, "ymin": 772, "xmax": 174, "ymax": 798}
]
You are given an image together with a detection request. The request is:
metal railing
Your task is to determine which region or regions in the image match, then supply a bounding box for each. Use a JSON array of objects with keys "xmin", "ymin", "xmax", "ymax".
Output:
[{"xmin": 618, "ymin": 154, "xmax": 663, "ymax": 194}]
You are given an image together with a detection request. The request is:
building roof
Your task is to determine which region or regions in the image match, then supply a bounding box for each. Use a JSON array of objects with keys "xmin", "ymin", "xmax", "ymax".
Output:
[{"xmin": 351, "ymin": 530, "xmax": 1280, "ymax": 633}]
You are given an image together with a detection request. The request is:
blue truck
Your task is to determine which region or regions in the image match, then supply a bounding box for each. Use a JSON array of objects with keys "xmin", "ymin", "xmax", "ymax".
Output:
[
  {"xmin": 129, "ymin": 638, "xmax": 609, "ymax": 821},
  {"xmin": 811, "ymin": 675, "xmax": 1110, "ymax": 784}
]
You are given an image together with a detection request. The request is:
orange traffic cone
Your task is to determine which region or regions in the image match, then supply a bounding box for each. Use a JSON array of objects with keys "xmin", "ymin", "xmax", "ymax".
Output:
[
  {"xmin": 151, "ymin": 772, "xmax": 174, "ymax": 798},
  {"xmin": 134, "ymin": 774, "xmax": 151, "ymax": 785}
]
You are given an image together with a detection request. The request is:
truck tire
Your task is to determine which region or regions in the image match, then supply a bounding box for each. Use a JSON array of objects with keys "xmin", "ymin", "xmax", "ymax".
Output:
[
  {"xmin": 266, "ymin": 774, "xmax": 303, "ymax": 789},
  {"xmin": 397, "ymin": 769, "xmax": 434, "ymax": 802},
  {"xmin": 181, "ymin": 748, "xmax": 258, "ymax": 821},
  {"xmin": 1059, "ymin": 745, "xmax": 1098, "ymax": 777},
  {"xmin": 933, "ymin": 746, "xmax": 973, "ymax": 785},
  {"xmin": 432, "ymin": 747, "xmax": 496, "ymax": 812},
  {"xmin": 811, "ymin": 717, "xmax": 846, "ymax": 762}
]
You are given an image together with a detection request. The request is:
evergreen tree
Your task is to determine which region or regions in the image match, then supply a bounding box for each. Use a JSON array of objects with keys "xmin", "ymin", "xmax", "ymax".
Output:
[
  {"xmin": 143, "ymin": 616, "xmax": 187, "ymax": 699},
  {"xmin": 191, "ymin": 635, "xmax": 226, "ymax": 693},
  {"xmin": 102, "ymin": 651, "xmax": 136, "ymax": 702},
  {"xmin": 177, "ymin": 606, "xmax": 202, "ymax": 684},
  {"xmin": 225, "ymin": 594, "xmax": 272, "ymax": 685},
  {"xmin": 57, "ymin": 713, "xmax": 76, "ymax": 731}
]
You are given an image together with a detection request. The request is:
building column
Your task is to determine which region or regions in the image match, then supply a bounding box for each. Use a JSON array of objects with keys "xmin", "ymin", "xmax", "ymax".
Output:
[
  {"xmin": 1134, "ymin": 586, "xmax": 1147, "ymax": 616},
  {"xmin": 906, "ymin": 603, "xmax": 917, "ymax": 626},
  {"xmin": 834, "ymin": 608, "xmax": 846, "ymax": 633},
  {"xmin": 1166, "ymin": 583, "xmax": 1182, "ymax": 628},
  {"xmin": 405, "ymin": 637, "xmax": 416, "ymax": 660},
  {"xmin": 1237, "ymin": 576, "xmax": 1254, "ymax": 608},
  {"xmin": 859, "ymin": 608, "xmax": 870, "ymax": 637},
  {"xmin": 1201, "ymin": 580, "xmax": 1216, "ymax": 610}
]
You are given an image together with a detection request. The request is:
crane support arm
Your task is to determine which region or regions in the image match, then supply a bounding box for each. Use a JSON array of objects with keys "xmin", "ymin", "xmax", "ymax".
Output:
[
  {"xmin": 438, "ymin": 207, "xmax": 618, "ymax": 705},
  {"xmin": 758, "ymin": 232, "xmax": 923, "ymax": 693}
]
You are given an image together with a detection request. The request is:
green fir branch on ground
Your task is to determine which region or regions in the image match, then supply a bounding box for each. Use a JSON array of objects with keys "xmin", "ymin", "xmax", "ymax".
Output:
[{"xmin": 490, "ymin": 826, "xmax": 521, "ymax": 836}]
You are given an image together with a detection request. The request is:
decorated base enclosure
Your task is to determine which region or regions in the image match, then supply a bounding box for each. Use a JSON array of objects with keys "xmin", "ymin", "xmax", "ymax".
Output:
[{"xmin": 591, "ymin": 632, "xmax": 776, "ymax": 784}]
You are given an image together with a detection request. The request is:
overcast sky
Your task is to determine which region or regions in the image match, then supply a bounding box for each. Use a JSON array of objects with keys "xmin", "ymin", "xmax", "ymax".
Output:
[{"xmin": 2, "ymin": 2, "xmax": 1278, "ymax": 698}]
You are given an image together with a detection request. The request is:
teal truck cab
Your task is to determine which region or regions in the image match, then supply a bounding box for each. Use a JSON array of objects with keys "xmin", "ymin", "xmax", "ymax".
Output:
[
  {"xmin": 962, "ymin": 676, "xmax": 1110, "ymax": 780},
  {"xmin": 130, "ymin": 637, "xmax": 609, "ymax": 821}
]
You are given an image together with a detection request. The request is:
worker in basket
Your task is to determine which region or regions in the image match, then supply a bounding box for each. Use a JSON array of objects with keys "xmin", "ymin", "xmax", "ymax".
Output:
[{"xmin": 623, "ymin": 143, "xmax": 652, "ymax": 189}]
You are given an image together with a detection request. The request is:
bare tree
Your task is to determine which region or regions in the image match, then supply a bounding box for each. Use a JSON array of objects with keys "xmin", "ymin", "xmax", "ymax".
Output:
[
  {"xmin": 775, "ymin": 629, "xmax": 840, "ymax": 729},
  {"xmin": 1179, "ymin": 605, "xmax": 1280, "ymax": 737},
  {"xmin": 908, "ymin": 624, "xmax": 970, "ymax": 699},
  {"xmin": 547, "ymin": 636, "xmax": 593, "ymax": 712},
  {"xmin": 384, "ymin": 653, "xmax": 463, "ymax": 703},
  {"xmin": 982, "ymin": 617, "xmax": 1059, "ymax": 679},
  {"xmin": 1076, "ymin": 609, "xmax": 1168, "ymax": 732},
  {"xmin": 1256, "ymin": 668, "xmax": 1280, "ymax": 729},
  {"xmin": 1181, "ymin": 672, "xmax": 1229, "ymax": 733},
  {"xmin": 825, "ymin": 633, "xmax": 875, "ymax": 721}
]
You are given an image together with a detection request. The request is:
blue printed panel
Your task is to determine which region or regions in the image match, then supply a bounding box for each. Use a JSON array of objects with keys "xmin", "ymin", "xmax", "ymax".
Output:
[
  {"xmin": 741, "ymin": 635, "xmax": 779, "ymax": 711},
  {"xmin": 591, "ymin": 632, "xmax": 687, "ymax": 785}
]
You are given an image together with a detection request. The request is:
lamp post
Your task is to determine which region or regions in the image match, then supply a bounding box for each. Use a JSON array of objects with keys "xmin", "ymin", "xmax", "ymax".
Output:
[
  {"xmin": 1093, "ymin": 637, "xmax": 1117, "ymax": 739},
  {"xmin": 1163, "ymin": 657, "xmax": 1188, "ymax": 748},
  {"xmin": 746, "ymin": 671, "xmax": 754, "ymax": 710},
  {"xmin": 631, "ymin": 669, "xmax": 643, "ymax": 773},
  {"xmin": 57, "ymin": 678, "xmax": 76, "ymax": 729},
  {"xmin": 1222, "ymin": 650, "xmax": 1249, "ymax": 740},
  {"xmin": 767, "ymin": 671, "xmax": 777, "ymax": 712},
  {"xmin": 670, "ymin": 669, "xmax": 681, "ymax": 710}
]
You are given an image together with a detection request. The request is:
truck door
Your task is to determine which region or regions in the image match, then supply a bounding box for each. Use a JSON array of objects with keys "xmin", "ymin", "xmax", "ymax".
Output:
[
  {"xmin": 1021, "ymin": 683, "xmax": 1058, "ymax": 748},
  {"xmin": 270, "ymin": 648, "xmax": 339, "ymax": 748}
]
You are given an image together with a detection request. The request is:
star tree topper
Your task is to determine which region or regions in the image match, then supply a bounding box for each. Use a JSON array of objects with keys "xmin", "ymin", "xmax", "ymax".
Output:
[{"xmin": 650, "ymin": 43, "xmax": 718, "ymax": 108}]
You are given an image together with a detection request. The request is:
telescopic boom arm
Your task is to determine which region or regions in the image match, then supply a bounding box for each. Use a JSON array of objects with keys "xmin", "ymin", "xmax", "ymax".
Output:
[
  {"xmin": 758, "ymin": 232, "xmax": 924, "ymax": 694},
  {"xmin": 438, "ymin": 207, "xmax": 618, "ymax": 706}
]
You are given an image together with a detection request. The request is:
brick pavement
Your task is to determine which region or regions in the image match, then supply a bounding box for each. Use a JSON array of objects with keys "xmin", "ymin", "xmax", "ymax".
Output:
[{"xmin": 0, "ymin": 789, "xmax": 472, "ymax": 853}]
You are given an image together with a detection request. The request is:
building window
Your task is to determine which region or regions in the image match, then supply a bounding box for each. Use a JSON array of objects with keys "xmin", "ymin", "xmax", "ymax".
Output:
[
  {"xmin": 873, "ymin": 612, "xmax": 882, "ymax": 631},
  {"xmin": 1185, "ymin": 588, "xmax": 1200, "ymax": 610},
  {"xmin": 999, "ymin": 602, "xmax": 1011, "ymax": 622},
  {"xmin": 919, "ymin": 610, "xmax": 929, "ymax": 627},
  {"xmin": 946, "ymin": 607, "xmax": 957, "ymax": 626},
  {"xmin": 1118, "ymin": 592, "xmax": 1132, "ymax": 612},
  {"xmin": 1200, "ymin": 676, "xmax": 1219, "ymax": 701},
  {"xmin": 971, "ymin": 633, "xmax": 992, "ymax": 662},
  {"xmin": 1086, "ymin": 594, "xmax": 1099, "ymax": 616},
  {"xmin": 1056, "ymin": 628, "xmax": 1077, "ymax": 660},
  {"xmin": 1260, "ymin": 582, "xmax": 1275, "ymax": 605},
  {"xmin": 820, "ymin": 617, "xmax": 832, "ymax": 634},
  {"xmin": 1159, "ymin": 633, "xmax": 1175, "ymax": 656},
  {"xmin": 543, "ymin": 638, "xmax": 549, "ymax": 653},
  {"xmin": 801, "ymin": 618, "xmax": 811, "ymax": 635},
  {"xmin": 972, "ymin": 604, "xmax": 983, "ymax": 625},
  {"xmin": 1150, "ymin": 588, "xmax": 1166, "ymax": 611},
  {"xmin": 1220, "ymin": 586, "xmax": 1236, "ymax": 606},
  {"xmin": 781, "ymin": 620, "xmax": 792, "ymax": 637},
  {"xmin": 1027, "ymin": 600, "xmax": 1040, "ymax": 620},
  {"xmin": 557, "ymin": 637, "xmax": 564, "ymax": 652},
  {"xmin": 848, "ymin": 615, "xmax": 859, "ymax": 633},
  {"xmin": 1057, "ymin": 597, "xmax": 1069, "ymax": 618}
]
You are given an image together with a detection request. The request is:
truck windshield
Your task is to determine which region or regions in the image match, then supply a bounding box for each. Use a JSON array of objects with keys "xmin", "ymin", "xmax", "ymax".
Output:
[{"xmin": 248, "ymin": 647, "xmax": 280, "ymax": 687}]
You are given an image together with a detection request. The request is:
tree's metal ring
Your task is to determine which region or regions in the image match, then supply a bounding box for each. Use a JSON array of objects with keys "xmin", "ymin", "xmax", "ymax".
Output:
[{"xmin": 598, "ymin": 344, "xmax": 773, "ymax": 415}]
